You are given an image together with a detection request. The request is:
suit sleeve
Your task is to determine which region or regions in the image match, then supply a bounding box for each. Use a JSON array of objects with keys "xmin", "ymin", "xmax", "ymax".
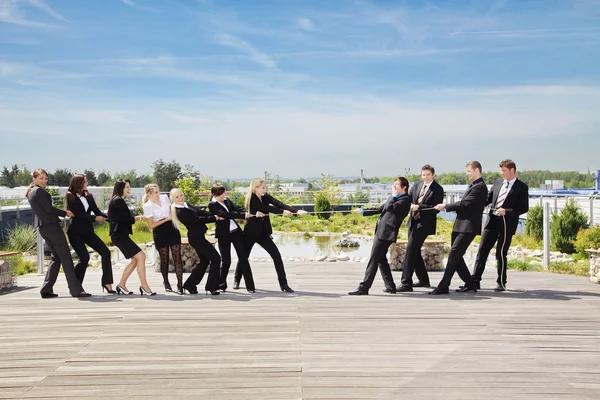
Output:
[
  {"xmin": 393, "ymin": 198, "xmax": 411, "ymax": 222},
  {"xmin": 68, "ymin": 196, "xmax": 96, "ymax": 223},
  {"xmin": 208, "ymin": 202, "xmax": 236, "ymax": 220},
  {"xmin": 418, "ymin": 184, "xmax": 444, "ymax": 213},
  {"xmin": 486, "ymin": 183, "xmax": 494, "ymax": 207},
  {"xmin": 505, "ymin": 182, "xmax": 529, "ymax": 216},
  {"xmin": 111, "ymin": 198, "xmax": 135, "ymax": 224},
  {"xmin": 264, "ymin": 193, "xmax": 298, "ymax": 213},
  {"xmin": 89, "ymin": 195, "xmax": 108, "ymax": 218},
  {"xmin": 446, "ymin": 185, "xmax": 486, "ymax": 213},
  {"xmin": 35, "ymin": 188, "xmax": 67, "ymax": 218},
  {"xmin": 362, "ymin": 203, "xmax": 384, "ymax": 217},
  {"xmin": 229, "ymin": 201, "xmax": 247, "ymax": 219},
  {"xmin": 188, "ymin": 206, "xmax": 217, "ymax": 224}
]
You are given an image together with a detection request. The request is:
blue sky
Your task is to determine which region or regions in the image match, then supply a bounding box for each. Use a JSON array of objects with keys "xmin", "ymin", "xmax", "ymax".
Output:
[{"xmin": 1, "ymin": 0, "xmax": 599, "ymax": 179}]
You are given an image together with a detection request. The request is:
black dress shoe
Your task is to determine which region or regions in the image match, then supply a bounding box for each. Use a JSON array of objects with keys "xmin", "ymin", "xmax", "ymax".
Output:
[
  {"xmin": 183, "ymin": 284, "xmax": 198, "ymax": 295},
  {"xmin": 396, "ymin": 285, "xmax": 413, "ymax": 292},
  {"xmin": 281, "ymin": 285, "xmax": 295, "ymax": 293},
  {"xmin": 206, "ymin": 290, "xmax": 220, "ymax": 296},
  {"xmin": 219, "ymin": 283, "xmax": 227, "ymax": 292},
  {"xmin": 494, "ymin": 285, "xmax": 506, "ymax": 292},
  {"xmin": 41, "ymin": 292, "xmax": 58, "ymax": 298},
  {"xmin": 73, "ymin": 292, "xmax": 92, "ymax": 298},
  {"xmin": 247, "ymin": 289, "xmax": 256, "ymax": 293},
  {"xmin": 348, "ymin": 289, "xmax": 368, "ymax": 296},
  {"xmin": 413, "ymin": 281, "xmax": 431, "ymax": 288},
  {"xmin": 382, "ymin": 288, "xmax": 396, "ymax": 294},
  {"xmin": 232, "ymin": 280, "xmax": 240, "ymax": 290},
  {"xmin": 459, "ymin": 281, "xmax": 481, "ymax": 290},
  {"xmin": 455, "ymin": 285, "xmax": 477, "ymax": 293},
  {"xmin": 428, "ymin": 287, "xmax": 449, "ymax": 295}
]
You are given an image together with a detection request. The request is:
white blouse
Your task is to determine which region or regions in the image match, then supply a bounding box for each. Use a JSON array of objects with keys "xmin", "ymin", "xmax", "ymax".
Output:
[
  {"xmin": 77, "ymin": 194, "xmax": 89, "ymax": 212},
  {"xmin": 143, "ymin": 194, "xmax": 172, "ymax": 221}
]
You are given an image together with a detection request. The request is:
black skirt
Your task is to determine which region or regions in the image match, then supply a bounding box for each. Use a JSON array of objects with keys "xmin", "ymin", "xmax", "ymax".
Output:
[
  {"xmin": 153, "ymin": 221, "xmax": 181, "ymax": 249},
  {"xmin": 111, "ymin": 233, "xmax": 142, "ymax": 259}
]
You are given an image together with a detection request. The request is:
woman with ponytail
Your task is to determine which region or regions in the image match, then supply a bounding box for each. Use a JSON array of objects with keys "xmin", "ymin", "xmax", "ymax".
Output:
[
  {"xmin": 26, "ymin": 169, "xmax": 91, "ymax": 298},
  {"xmin": 108, "ymin": 179, "xmax": 155, "ymax": 296},
  {"xmin": 170, "ymin": 188, "xmax": 223, "ymax": 295},
  {"xmin": 142, "ymin": 184, "xmax": 183, "ymax": 295},
  {"xmin": 239, "ymin": 178, "xmax": 307, "ymax": 293},
  {"xmin": 65, "ymin": 174, "xmax": 114, "ymax": 293}
]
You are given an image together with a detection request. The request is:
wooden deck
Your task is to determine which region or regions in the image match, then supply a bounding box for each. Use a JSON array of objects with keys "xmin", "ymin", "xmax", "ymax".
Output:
[{"xmin": 1, "ymin": 262, "xmax": 600, "ymax": 399}]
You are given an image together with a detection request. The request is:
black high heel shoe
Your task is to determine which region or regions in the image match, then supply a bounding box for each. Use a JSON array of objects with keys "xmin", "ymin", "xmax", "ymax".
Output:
[
  {"xmin": 176, "ymin": 283, "xmax": 184, "ymax": 295},
  {"xmin": 232, "ymin": 280, "xmax": 240, "ymax": 290},
  {"xmin": 163, "ymin": 281, "xmax": 173, "ymax": 292},
  {"xmin": 280, "ymin": 285, "xmax": 295, "ymax": 293},
  {"xmin": 139, "ymin": 286, "xmax": 157, "ymax": 296},
  {"xmin": 101, "ymin": 284, "xmax": 116, "ymax": 294},
  {"xmin": 116, "ymin": 285, "xmax": 133, "ymax": 295},
  {"xmin": 206, "ymin": 290, "xmax": 220, "ymax": 296}
]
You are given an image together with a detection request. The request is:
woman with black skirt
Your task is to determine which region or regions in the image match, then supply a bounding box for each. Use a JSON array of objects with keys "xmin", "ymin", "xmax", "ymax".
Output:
[
  {"xmin": 108, "ymin": 179, "xmax": 156, "ymax": 296},
  {"xmin": 239, "ymin": 178, "xmax": 307, "ymax": 293},
  {"xmin": 208, "ymin": 185, "xmax": 255, "ymax": 293},
  {"xmin": 65, "ymin": 174, "xmax": 114, "ymax": 293},
  {"xmin": 170, "ymin": 188, "xmax": 222, "ymax": 295},
  {"xmin": 143, "ymin": 184, "xmax": 183, "ymax": 295}
]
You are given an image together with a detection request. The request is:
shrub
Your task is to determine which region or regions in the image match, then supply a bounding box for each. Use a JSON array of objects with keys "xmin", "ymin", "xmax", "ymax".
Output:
[
  {"xmin": 6, "ymin": 224, "xmax": 37, "ymax": 252},
  {"xmin": 314, "ymin": 193, "xmax": 332, "ymax": 219},
  {"xmin": 9, "ymin": 254, "xmax": 37, "ymax": 275},
  {"xmin": 511, "ymin": 233, "xmax": 542, "ymax": 250},
  {"xmin": 525, "ymin": 204, "xmax": 543, "ymax": 241},
  {"xmin": 550, "ymin": 200, "xmax": 588, "ymax": 254},
  {"xmin": 574, "ymin": 226, "xmax": 600, "ymax": 257},
  {"xmin": 507, "ymin": 259, "xmax": 544, "ymax": 272}
]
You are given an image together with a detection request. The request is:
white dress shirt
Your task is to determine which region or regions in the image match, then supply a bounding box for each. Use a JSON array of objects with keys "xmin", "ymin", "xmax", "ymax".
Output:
[
  {"xmin": 143, "ymin": 194, "xmax": 172, "ymax": 221},
  {"xmin": 77, "ymin": 194, "xmax": 89, "ymax": 212}
]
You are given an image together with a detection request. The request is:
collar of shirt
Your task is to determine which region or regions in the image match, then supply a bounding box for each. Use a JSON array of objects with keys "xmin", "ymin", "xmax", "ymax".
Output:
[
  {"xmin": 503, "ymin": 177, "xmax": 517, "ymax": 188},
  {"xmin": 394, "ymin": 193, "xmax": 407, "ymax": 199}
]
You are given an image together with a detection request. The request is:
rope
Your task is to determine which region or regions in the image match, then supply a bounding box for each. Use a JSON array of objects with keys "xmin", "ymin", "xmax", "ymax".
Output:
[{"xmin": 490, "ymin": 208, "xmax": 526, "ymax": 293}]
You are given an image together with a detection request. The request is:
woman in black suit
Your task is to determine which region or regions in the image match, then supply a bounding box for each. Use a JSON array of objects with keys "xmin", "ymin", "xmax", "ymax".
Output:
[
  {"xmin": 170, "ymin": 188, "xmax": 222, "ymax": 295},
  {"xmin": 108, "ymin": 179, "xmax": 156, "ymax": 296},
  {"xmin": 65, "ymin": 174, "xmax": 114, "ymax": 293},
  {"xmin": 239, "ymin": 178, "xmax": 307, "ymax": 293},
  {"xmin": 208, "ymin": 185, "xmax": 255, "ymax": 293}
]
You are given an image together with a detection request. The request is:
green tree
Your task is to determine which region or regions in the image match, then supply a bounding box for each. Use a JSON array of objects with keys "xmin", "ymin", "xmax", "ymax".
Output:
[
  {"xmin": 84, "ymin": 169, "xmax": 99, "ymax": 186},
  {"xmin": 48, "ymin": 169, "xmax": 73, "ymax": 186},
  {"xmin": 314, "ymin": 193, "xmax": 332, "ymax": 219},
  {"xmin": 550, "ymin": 200, "xmax": 588, "ymax": 254},
  {"xmin": 315, "ymin": 173, "xmax": 342, "ymax": 207},
  {"xmin": 525, "ymin": 205, "xmax": 543, "ymax": 241},
  {"xmin": 97, "ymin": 170, "xmax": 113, "ymax": 186},
  {"xmin": 174, "ymin": 176, "xmax": 201, "ymax": 206},
  {"xmin": 347, "ymin": 186, "xmax": 370, "ymax": 204},
  {"xmin": 151, "ymin": 159, "xmax": 182, "ymax": 192}
]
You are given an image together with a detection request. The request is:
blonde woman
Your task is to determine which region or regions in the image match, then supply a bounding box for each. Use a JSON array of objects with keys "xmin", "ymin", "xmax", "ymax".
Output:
[
  {"xmin": 108, "ymin": 179, "xmax": 155, "ymax": 296},
  {"xmin": 143, "ymin": 184, "xmax": 183, "ymax": 295},
  {"xmin": 237, "ymin": 178, "xmax": 307, "ymax": 293},
  {"xmin": 170, "ymin": 188, "xmax": 223, "ymax": 295}
]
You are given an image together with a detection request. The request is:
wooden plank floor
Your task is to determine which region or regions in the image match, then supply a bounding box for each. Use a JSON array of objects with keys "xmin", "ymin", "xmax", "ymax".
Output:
[{"xmin": 1, "ymin": 262, "xmax": 600, "ymax": 399}]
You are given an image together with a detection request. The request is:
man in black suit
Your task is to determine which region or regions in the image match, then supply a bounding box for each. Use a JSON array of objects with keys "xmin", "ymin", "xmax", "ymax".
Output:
[
  {"xmin": 348, "ymin": 177, "xmax": 411, "ymax": 295},
  {"xmin": 471, "ymin": 159, "xmax": 529, "ymax": 291},
  {"xmin": 429, "ymin": 161, "xmax": 488, "ymax": 295},
  {"xmin": 397, "ymin": 164, "xmax": 444, "ymax": 292}
]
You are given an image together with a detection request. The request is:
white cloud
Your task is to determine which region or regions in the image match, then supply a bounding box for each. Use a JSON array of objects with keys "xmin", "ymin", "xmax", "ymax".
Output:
[
  {"xmin": 0, "ymin": 0, "xmax": 66, "ymax": 28},
  {"xmin": 298, "ymin": 18, "xmax": 314, "ymax": 31},
  {"xmin": 214, "ymin": 33, "xmax": 277, "ymax": 68}
]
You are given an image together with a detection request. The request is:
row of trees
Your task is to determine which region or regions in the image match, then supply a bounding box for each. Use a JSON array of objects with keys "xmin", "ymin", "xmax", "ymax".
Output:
[{"xmin": 2, "ymin": 163, "xmax": 596, "ymax": 192}]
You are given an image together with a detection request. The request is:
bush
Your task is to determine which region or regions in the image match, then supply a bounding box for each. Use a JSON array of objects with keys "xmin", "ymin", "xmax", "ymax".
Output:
[
  {"xmin": 5, "ymin": 224, "xmax": 37, "ymax": 252},
  {"xmin": 525, "ymin": 204, "xmax": 543, "ymax": 241},
  {"xmin": 9, "ymin": 254, "xmax": 37, "ymax": 275},
  {"xmin": 574, "ymin": 226, "xmax": 600, "ymax": 257},
  {"xmin": 548, "ymin": 261, "xmax": 588, "ymax": 277},
  {"xmin": 507, "ymin": 259, "xmax": 544, "ymax": 272},
  {"xmin": 314, "ymin": 193, "xmax": 332, "ymax": 219},
  {"xmin": 550, "ymin": 200, "xmax": 588, "ymax": 254}
]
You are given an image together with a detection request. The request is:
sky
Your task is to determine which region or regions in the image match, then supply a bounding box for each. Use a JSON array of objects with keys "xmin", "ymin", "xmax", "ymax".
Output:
[{"xmin": 1, "ymin": 0, "xmax": 599, "ymax": 179}]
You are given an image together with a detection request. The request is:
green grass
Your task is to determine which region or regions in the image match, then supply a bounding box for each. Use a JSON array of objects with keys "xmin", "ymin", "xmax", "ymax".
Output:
[
  {"xmin": 508, "ymin": 259, "xmax": 589, "ymax": 277},
  {"xmin": 8, "ymin": 254, "xmax": 37, "ymax": 276},
  {"xmin": 511, "ymin": 233, "xmax": 542, "ymax": 250},
  {"xmin": 4, "ymin": 224, "xmax": 37, "ymax": 252},
  {"xmin": 94, "ymin": 221, "xmax": 154, "ymax": 246}
]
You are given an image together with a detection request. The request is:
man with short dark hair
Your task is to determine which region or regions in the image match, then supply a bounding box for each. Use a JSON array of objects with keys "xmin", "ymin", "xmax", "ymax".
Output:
[
  {"xmin": 430, "ymin": 161, "xmax": 488, "ymax": 295},
  {"xmin": 470, "ymin": 159, "xmax": 529, "ymax": 291},
  {"xmin": 397, "ymin": 164, "xmax": 444, "ymax": 292},
  {"xmin": 349, "ymin": 177, "xmax": 411, "ymax": 295}
]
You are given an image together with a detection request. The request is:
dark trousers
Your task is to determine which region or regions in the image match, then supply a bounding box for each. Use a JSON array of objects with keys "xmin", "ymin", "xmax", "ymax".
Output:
[
  {"xmin": 436, "ymin": 232, "xmax": 476, "ymax": 291},
  {"xmin": 68, "ymin": 231, "xmax": 113, "ymax": 286},
  {"xmin": 218, "ymin": 230, "xmax": 255, "ymax": 291},
  {"xmin": 359, "ymin": 237, "xmax": 396, "ymax": 292},
  {"xmin": 185, "ymin": 236, "xmax": 221, "ymax": 291},
  {"xmin": 237, "ymin": 235, "xmax": 288, "ymax": 287},
  {"xmin": 39, "ymin": 223, "xmax": 84, "ymax": 296},
  {"xmin": 400, "ymin": 228, "xmax": 430, "ymax": 286},
  {"xmin": 472, "ymin": 216, "xmax": 513, "ymax": 286}
]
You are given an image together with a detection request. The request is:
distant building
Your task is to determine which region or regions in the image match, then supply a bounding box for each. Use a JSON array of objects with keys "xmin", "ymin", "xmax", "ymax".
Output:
[{"xmin": 539, "ymin": 180, "xmax": 565, "ymax": 190}]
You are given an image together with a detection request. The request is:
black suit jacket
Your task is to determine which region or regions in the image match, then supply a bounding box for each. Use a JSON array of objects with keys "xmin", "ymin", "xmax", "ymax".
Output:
[
  {"xmin": 27, "ymin": 185, "xmax": 66, "ymax": 227},
  {"xmin": 108, "ymin": 196, "xmax": 135, "ymax": 236},
  {"xmin": 363, "ymin": 194, "xmax": 411, "ymax": 242},
  {"xmin": 66, "ymin": 193, "xmax": 108, "ymax": 235},
  {"xmin": 208, "ymin": 198, "xmax": 245, "ymax": 239},
  {"xmin": 244, "ymin": 193, "xmax": 297, "ymax": 239},
  {"xmin": 175, "ymin": 205, "xmax": 217, "ymax": 240},
  {"xmin": 445, "ymin": 178, "xmax": 488, "ymax": 235},
  {"xmin": 406, "ymin": 180, "xmax": 444, "ymax": 235},
  {"xmin": 485, "ymin": 178, "xmax": 529, "ymax": 235}
]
